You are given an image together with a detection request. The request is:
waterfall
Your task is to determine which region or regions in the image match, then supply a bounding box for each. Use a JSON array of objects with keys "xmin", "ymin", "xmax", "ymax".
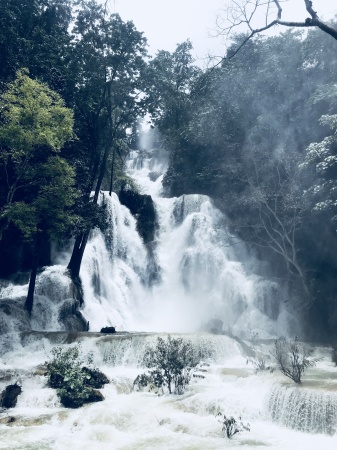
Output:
[
  {"xmin": 268, "ymin": 385, "xmax": 337, "ymax": 435},
  {"xmin": 0, "ymin": 146, "xmax": 297, "ymax": 337},
  {"xmin": 75, "ymin": 147, "xmax": 295, "ymax": 337}
]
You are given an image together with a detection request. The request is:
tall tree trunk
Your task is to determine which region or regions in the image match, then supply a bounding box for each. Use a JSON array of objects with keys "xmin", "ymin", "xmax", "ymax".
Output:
[
  {"xmin": 25, "ymin": 231, "xmax": 43, "ymax": 315},
  {"xmin": 67, "ymin": 84, "xmax": 118, "ymax": 284},
  {"xmin": 109, "ymin": 146, "xmax": 116, "ymax": 196},
  {"xmin": 67, "ymin": 232, "xmax": 89, "ymax": 280}
]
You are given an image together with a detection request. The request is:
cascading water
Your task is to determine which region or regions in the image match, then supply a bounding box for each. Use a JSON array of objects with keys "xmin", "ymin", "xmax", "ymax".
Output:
[
  {"xmin": 1, "ymin": 147, "xmax": 337, "ymax": 449},
  {"xmin": 77, "ymin": 147, "xmax": 295, "ymax": 337}
]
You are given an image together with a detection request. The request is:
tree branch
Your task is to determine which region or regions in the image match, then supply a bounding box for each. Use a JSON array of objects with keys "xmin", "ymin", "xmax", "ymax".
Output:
[{"xmin": 218, "ymin": 0, "xmax": 337, "ymax": 61}]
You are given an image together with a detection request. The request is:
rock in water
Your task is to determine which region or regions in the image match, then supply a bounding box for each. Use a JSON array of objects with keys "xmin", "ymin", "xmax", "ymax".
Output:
[
  {"xmin": 118, "ymin": 188, "xmax": 157, "ymax": 244},
  {"xmin": 100, "ymin": 326, "xmax": 116, "ymax": 334},
  {"xmin": 0, "ymin": 384, "xmax": 22, "ymax": 408}
]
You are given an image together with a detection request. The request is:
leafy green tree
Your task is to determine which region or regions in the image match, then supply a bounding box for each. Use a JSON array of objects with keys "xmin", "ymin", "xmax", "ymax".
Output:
[
  {"xmin": 0, "ymin": 70, "xmax": 76, "ymax": 313},
  {"xmin": 0, "ymin": 69, "xmax": 74, "ymax": 207}
]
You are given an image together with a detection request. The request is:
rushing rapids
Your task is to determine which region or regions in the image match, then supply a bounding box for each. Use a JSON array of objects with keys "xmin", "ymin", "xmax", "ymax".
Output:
[{"xmin": 0, "ymin": 147, "xmax": 337, "ymax": 448}]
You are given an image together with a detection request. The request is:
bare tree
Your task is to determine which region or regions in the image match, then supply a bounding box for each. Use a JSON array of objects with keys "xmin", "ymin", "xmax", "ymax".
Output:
[
  {"xmin": 273, "ymin": 336, "xmax": 318, "ymax": 383},
  {"xmin": 217, "ymin": 0, "xmax": 337, "ymax": 59},
  {"xmin": 228, "ymin": 154, "xmax": 311, "ymax": 306}
]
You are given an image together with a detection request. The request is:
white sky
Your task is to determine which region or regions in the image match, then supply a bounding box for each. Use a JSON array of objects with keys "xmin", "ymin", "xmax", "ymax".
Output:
[{"xmin": 110, "ymin": 0, "xmax": 336, "ymax": 63}]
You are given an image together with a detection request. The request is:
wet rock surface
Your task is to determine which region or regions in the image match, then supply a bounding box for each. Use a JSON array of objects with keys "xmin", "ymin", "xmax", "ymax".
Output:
[
  {"xmin": 119, "ymin": 189, "xmax": 157, "ymax": 244},
  {"xmin": 0, "ymin": 384, "xmax": 22, "ymax": 408}
]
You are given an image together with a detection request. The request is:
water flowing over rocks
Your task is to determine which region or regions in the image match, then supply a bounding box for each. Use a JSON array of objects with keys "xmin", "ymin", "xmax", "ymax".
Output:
[
  {"xmin": 2, "ymin": 148, "xmax": 332, "ymax": 448},
  {"xmin": 268, "ymin": 384, "xmax": 337, "ymax": 435}
]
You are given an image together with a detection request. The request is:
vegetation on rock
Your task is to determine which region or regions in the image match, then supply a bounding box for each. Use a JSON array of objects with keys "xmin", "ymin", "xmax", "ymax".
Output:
[{"xmin": 46, "ymin": 345, "xmax": 108, "ymax": 408}]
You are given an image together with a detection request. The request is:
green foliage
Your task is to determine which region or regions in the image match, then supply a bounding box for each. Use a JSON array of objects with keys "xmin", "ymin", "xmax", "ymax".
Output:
[
  {"xmin": 3, "ymin": 202, "xmax": 37, "ymax": 240},
  {"xmin": 0, "ymin": 70, "xmax": 77, "ymax": 240},
  {"xmin": 134, "ymin": 335, "xmax": 205, "ymax": 395},
  {"xmin": 273, "ymin": 337, "xmax": 318, "ymax": 384},
  {"xmin": 0, "ymin": 69, "xmax": 74, "ymax": 154},
  {"xmin": 46, "ymin": 345, "xmax": 108, "ymax": 408}
]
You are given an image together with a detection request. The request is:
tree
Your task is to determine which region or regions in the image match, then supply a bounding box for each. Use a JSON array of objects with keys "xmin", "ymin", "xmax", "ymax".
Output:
[
  {"xmin": 228, "ymin": 151, "xmax": 311, "ymax": 305},
  {"xmin": 66, "ymin": 3, "xmax": 148, "ymax": 281},
  {"xmin": 0, "ymin": 70, "xmax": 76, "ymax": 314},
  {"xmin": 0, "ymin": 0, "xmax": 73, "ymax": 91},
  {"xmin": 273, "ymin": 336, "xmax": 318, "ymax": 383},
  {"xmin": 0, "ymin": 69, "xmax": 74, "ymax": 209},
  {"xmin": 300, "ymin": 87, "xmax": 337, "ymax": 227},
  {"xmin": 217, "ymin": 0, "xmax": 337, "ymax": 59}
]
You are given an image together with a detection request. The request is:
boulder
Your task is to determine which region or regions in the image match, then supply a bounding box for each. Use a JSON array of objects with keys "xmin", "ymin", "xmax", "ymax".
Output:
[
  {"xmin": 0, "ymin": 384, "xmax": 22, "ymax": 408},
  {"xmin": 59, "ymin": 387, "xmax": 104, "ymax": 408},
  {"xmin": 100, "ymin": 326, "xmax": 116, "ymax": 334},
  {"xmin": 118, "ymin": 189, "xmax": 157, "ymax": 244}
]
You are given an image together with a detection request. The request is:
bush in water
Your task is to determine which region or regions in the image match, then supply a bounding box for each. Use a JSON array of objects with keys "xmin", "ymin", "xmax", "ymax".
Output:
[
  {"xmin": 134, "ymin": 335, "xmax": 207, "ymax": 395},
  {"xmin": 217, "ymin": 413, "xmax": 250, "ymax": 438},
  {"xmin": 273, "ymin": 337, "xmax": 318, "ymax": 384},
  {"xmin": 46, "ymin": 345, "xmax": 108, "ymax": 408}
]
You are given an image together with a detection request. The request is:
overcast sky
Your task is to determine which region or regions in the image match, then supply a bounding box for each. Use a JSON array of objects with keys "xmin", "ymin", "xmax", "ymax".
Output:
[{"xmin": 110, "ymin": 0, "xmax": 336, "ymax": 63}]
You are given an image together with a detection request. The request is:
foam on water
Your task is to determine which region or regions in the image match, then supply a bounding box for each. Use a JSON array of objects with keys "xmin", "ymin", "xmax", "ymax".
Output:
[
  {"xmin": 2, "ymin": 146, "xmax": 330, "ymax": 448},
  {"xmin": 1, "ymin": 334, "xmax": 337, "ymax": 449}
]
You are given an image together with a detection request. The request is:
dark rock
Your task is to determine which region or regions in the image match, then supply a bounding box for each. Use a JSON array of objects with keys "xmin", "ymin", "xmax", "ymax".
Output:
[
  {"xmin": 82, "ymin": 367, "xmax": 109, "ymax": 388},
  {"xmin": 58, "ymin": 300, "xmax": 88, "ymax": 332},
  {"xmin": 59, "ymin": 388, "xmax": 104, "ymax": 408},
  {"xmin": 59, "ymin": 391, "xmax": 85, "ymax": 409},
  {"xmin": 0, "ymin": 384, "xmax": 22, "ymax": 408},
  {"xmin": 49, "ymin": 372, "xmax": 64, "ymax": 389},
  {"xmin": 86, "ymin": 389, "xmax": 104, "ymax": 403},
  {"xmin": 118, "ymin": 189, "xmax": 157, "ymax": 244},
  {"xmin": 0, "ymin": 416, "xmax": 16, "ymax": 424},
  {"xmin": 100, "ymin": 326, "xmax": 116, "ymax": 334}
]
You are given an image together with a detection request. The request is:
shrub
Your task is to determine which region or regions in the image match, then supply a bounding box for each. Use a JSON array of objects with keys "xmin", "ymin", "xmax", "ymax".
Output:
[
  {"xmin": 273, "ymin": 337, "xmax": 318, "ymax": 384},
  {"xmin": 247, "ymin": 352, "xmax": 272, "ymax": 372},
  {"xmin": 134, "ymin": 335, "xmax": 205, "ymax": 395},
  {"xmin": 46, "ymin": 345, "xmax": 108, "ymax": 408},
  {"xmin": 217, "ymin": 413, "xmax": 250, "ymax": 438}
]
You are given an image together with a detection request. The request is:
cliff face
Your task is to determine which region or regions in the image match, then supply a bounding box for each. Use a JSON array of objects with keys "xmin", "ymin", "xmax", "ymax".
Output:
[{"xmin": 118, "ymin": 189, "xmax": 157, "ymax": 245}]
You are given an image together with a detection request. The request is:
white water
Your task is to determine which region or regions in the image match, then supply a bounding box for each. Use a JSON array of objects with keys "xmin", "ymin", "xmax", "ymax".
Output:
[
  {"xmin": 0, "ymin": 333, "xmax": 337, "ymax": 449},
  {"xmin": 0, "ymin": 147, "xmax": 336, "ymax": 448},
  {"xmin": 76, "ymin": 147, "xmax": 297, "ymax": 337}
]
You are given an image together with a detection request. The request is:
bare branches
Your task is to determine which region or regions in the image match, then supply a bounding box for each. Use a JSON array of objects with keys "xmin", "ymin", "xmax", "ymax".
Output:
[{"xmin": 217, "ymin": 0, "xmax": 337, "ymax": 60}]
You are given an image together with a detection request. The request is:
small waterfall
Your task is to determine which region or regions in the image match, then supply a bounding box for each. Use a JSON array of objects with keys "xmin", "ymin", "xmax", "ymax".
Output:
[
  {"xmin": 79, "ymin": 193, "xmax": 149, "ymax": 331},
  {"xmin": 268, "ymin": 385, "xmax": 337, "ymax": 435}
]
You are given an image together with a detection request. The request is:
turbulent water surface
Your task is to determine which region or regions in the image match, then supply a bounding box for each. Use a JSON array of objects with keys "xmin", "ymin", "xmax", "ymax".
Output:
[{"xmin": 0, "ymin": 147, "xmax": 336, "ymax": 449}]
